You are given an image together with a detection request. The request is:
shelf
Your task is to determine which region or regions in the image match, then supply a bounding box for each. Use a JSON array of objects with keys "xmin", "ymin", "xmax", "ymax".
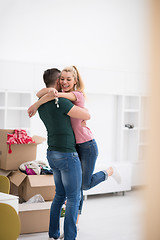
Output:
[
  {"xmin": 124, "ymin": 112, "xmax": 139, "ymax": 128},
  {"xmin": 139, "ymin": 143, "xmax": 148, "ymax": 146},
  {"xmin": 7, "ymin": 107, "xmax": 29, "ymax": 110},
  {"xmin": 7, "ymin": 92, "xmax": 31, "ymax": 108},
  {"xmin": 6, "ymin": 109, "xmax": 30, "ymax": 129},
  {"xmin": 0, "ymin": 91, "xmax": 32, "ymax": 131},
  {"xmin": 139, "ymin": 96, "xmax": 149, "ymax": 128},
  {"xmin": 139, "ymin": 129, "xmax": 149, "ymax": 144},
  {"xmin": 123, "ymin": 127, "xmax": 139, "ymax": 131},
  {"xmin": 122, "ymin": 130, "xmax": 139, "ymax": 162},
  {"xmin": 0, "ymin": 110, "xmax": 5, "ymax": 128},
  {"xmin": 138, "ymin": 145, "xmax": 148, "ymax": 161},
  {"xmin": 124, "ymin": 96, "xmax": 140, "ymax": 110},
  {"xmin": 139, "ymin": 127, "xmax": 149, "ymax": 131},
  {"xmin": 0, "ymin": 92, "xmax": 5, "ymax": 107},
  {"xmin": 123, "ymin": 109, "xmax": 139, "ymax": 113}
]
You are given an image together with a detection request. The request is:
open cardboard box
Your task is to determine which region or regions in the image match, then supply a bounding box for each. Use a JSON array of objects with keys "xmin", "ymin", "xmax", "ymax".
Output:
[
  {"xmin": 9, "ymin": 170, "xmax": 55, "ymax": 201},
  {"xmin": 0, "ymin": 129, "xmax": 46, "ymax": 170}
]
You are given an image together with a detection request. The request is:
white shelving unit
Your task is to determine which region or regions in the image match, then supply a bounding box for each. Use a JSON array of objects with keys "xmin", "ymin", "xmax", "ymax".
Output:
[
  {"xmin": 139, "ymin": 97, "xmax": 149, "ymax": 162},
  {"xmin": 122, "ymin": 95, "xmax": 140, "ymax": 163},
  {"xmin": 117, "ymin": 95, "xmax": 149, "ymax": 186},
  {"xmin": 0, "ymin": 90, "xmax": 149, "ymax": 191},
  {"xmin": 84, "ymin": 94, "xmax": 149, "ymax": 198},
  {"xmin": 0, "ymin": 90, "xmax": 32, "ymax": 133}
]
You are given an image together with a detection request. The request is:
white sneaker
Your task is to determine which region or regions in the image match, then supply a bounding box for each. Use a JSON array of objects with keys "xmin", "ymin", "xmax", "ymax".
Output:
[
  {"xmin": 112, "ymin": 166, "xmax": 122, "ymax": 184},
  {"xmin": 76, "ymin": 224, "xmax": 79, "ymax": 231},
  {"xmin": 59, "ymin": 224, "xmax": 79, "ymax": 239},
  {"xmin": 59, "ymin": 233, "xmax": 64, "ymax": 239}
]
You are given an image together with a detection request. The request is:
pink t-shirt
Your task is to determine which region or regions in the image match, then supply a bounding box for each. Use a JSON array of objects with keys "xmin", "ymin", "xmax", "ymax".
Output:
[{"xmin": 70, "ymin": 91, "xmax": 94, "ymax": 144}]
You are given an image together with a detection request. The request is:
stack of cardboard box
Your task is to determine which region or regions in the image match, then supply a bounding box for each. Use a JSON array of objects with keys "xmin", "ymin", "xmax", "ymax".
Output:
[{"xmin": 0, "ymin": 129, "xmax": 56, "ymax": 234}]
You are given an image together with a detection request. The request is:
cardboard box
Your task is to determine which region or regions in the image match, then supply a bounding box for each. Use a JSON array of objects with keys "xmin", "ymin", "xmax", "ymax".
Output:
[
  {"xmin": 0, "ymin": 129, "xmax": 45, "ymax": 170},
  {"xmin": 9, "ymin": 171, "xmax": 55, "ymax": 201},
  {"xmin": 19, "ymin": 201, "xmax": 51, "ymax": 234},
  {"xmin": 19, "ymin": 202, "xmax": 64, "ymax": 234}
]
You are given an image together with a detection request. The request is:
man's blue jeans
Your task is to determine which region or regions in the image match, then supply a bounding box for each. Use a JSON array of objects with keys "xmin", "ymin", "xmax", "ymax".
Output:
[
  {"xmin": 47, "ymin": 150, "xmax": 82, "ymax": 240},
  {"xmin": 76, "ymin": 139, "xmax": 107, "ymax": 213}
]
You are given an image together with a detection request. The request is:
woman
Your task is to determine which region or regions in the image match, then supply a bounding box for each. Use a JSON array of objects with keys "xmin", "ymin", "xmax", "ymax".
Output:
[{"xmin": 28, "ymin": 66, "xmax": 121, "ymax": 227}]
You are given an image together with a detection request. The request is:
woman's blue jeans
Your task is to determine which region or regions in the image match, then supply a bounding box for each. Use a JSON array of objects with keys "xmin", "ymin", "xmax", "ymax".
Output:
[
  {"xmin": 76, "ymin": 139, "xmax": 107, "ymax": 213},
  {"xmin": 47, "ymin": 150, "xmax": 82, "ymax": 240}
]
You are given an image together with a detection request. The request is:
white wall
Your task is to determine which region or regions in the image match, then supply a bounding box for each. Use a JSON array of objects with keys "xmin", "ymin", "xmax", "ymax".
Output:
[
  {"xmin": 0, "ymin": 0, "xmax": 150, "ymax": 172},
  {"xmin": 0, "ymin": 0, "xmax": 150, "ymax": 72},
  {"xmin": 0, "ymin": 0, "xmax": 150, "ymax": 93}
]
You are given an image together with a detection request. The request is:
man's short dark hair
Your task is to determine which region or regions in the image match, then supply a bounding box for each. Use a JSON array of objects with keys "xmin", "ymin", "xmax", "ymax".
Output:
[{"xmin": 43, "ymin": 68, "xmax": 61, "ymax": 87}]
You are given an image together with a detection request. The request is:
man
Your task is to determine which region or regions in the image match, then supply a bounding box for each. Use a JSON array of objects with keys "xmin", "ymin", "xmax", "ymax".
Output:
[{"xmin": 28, "ymin": 68, "xmax": 90, "ymax": 240}]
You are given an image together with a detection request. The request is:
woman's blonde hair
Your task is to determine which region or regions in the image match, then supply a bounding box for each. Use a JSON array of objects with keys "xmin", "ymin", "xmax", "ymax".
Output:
[{"xmin": 61, "ymin": 66, "xmax": 85, "ymax": 96}]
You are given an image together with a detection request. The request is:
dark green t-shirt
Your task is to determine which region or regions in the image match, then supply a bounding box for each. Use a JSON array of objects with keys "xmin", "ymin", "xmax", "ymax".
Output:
[{"xmin": 38, "ymin": 98, "xmax": 76, "ymax": 152}]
